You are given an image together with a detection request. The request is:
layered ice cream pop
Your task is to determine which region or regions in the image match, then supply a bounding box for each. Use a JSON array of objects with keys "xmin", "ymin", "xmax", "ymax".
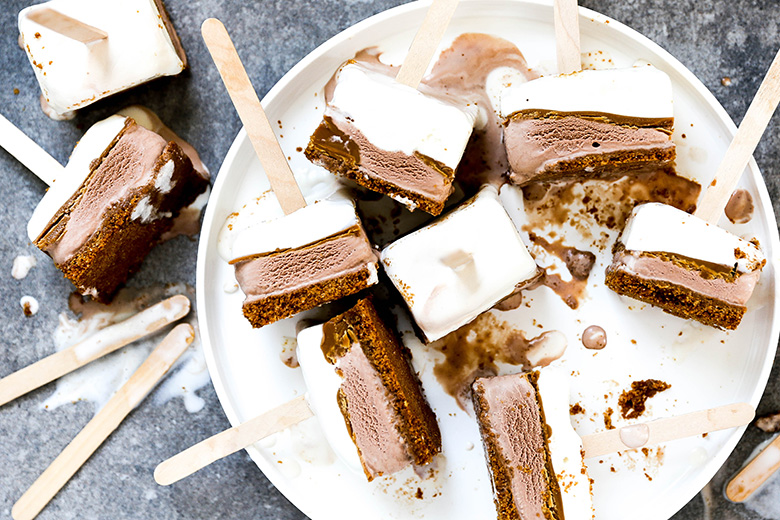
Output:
[
  {"xmin": 381, "ymin": 185, "xmax": 539, "ymax": 342},
  {"xmin": 27, "ymin": 113, "xmax": 210, "ymax": 301},
  {"xmin": 605, "ymin": 202, "xmax": 765, "ymax": 330},
  {"xmin": 472, "ymin": 368, "xmax": 592, "ymax": 520},
  {"xmin": 305, "ymin": 61, "xmax": 478, "ymax": 215},
  {"xmin": 297, "ymin": 297, "xmax": 441, "ymax": 480},
  {"xmin": 19, "ymin": 0, "xmax": 186, "ymax": 116},
  {"xmin": 228, "ymin": 198, "xmax": 379, "ymax": 328},
  {"xmin": 500, "ymin": 66, "xmax": 676, "ymax": 186}
]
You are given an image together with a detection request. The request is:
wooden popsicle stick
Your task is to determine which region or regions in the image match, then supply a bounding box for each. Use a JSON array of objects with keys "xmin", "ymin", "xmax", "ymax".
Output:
[
  {"xmin": 0, "ymin": 113, "xmax": 63, "ymax": 186},
  {"xmin": 553, "ymin": 0, "xmax": 582, "ymax": 74},
  {"xmin": 201, "ymin": 18, "xmax": 306, "ymax": 215},
  {"xmin": 11, "ymin": 324, "xmax": 194, "ymax": 520},
  {"xmin": 725, "ymin": 433, "xmax": 780, "ymax": 502},
  {"xmin": 0, "ymin": 295, "xmax": 190, "ymax": 408},
  {"xmin": 395, "ymin": 0, "xmax": 459, "ymax": 89},
  {"xmin": 581, "ymin": 402, "xmax": 754, "ymax": 459},
  {"xmin": 154, "ymin": 395, "xmax": 313, "ymax": 486},
  {"xmin": 695, "ymin": 46, "xmax": 780, "ymax": 224},
  {"xmin": 27, "ymin": 8, "xmax": 108, "ymax": 45}
]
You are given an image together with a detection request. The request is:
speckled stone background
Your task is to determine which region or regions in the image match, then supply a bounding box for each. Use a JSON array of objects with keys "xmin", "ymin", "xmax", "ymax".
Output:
[{"xmin": 0, "ymin": 0, "xmax": 779, "ymax": 519}]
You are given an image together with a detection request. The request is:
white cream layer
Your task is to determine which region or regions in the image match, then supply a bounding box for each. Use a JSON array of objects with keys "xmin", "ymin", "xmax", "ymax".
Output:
[
  {"xmin": 229, "ymin": 198, "xmax": 361, "ymax": 262},
  {"xmin": 328, "ymin": 63, "xmax": 477, "ymax": 170},
  {"xmin": 27, "ymin": 115, "xmax": 129, "ymax": 242},
  {"xmin": 500, "ymin": 65, "xmax": 673, "ymax": 120},
  {"xmin": 535, "ymin": 367, "xmax": 593, "ymax": 519},
  {"xmin": 380, "ymin": 185, "xmax": 539, "ymax": 342},
  {"xmin": 296, "ymin": 324, "xmax": 364, "ymax": 475},
  {"xmin": 19, "ymin": 0, "xmax": 185, "ymax": 115},
  {"xmin": 621, "ymin": 203, "xmax": 764, "ymax": 273}
]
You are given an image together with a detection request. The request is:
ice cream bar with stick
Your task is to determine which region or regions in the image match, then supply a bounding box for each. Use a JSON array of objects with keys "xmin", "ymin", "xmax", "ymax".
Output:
[
  {"xmin": 500, "ymin": 0, "xmax": 675, "ymax": 186},
  {"xmin": 0, "ymin": 112, "xmax": 209, "ymax": 302},
  {"xmin": 472, "ymin": 368, "xmax": 755, "ymax": 520},
  {"xmin": 305, "ymin": 0, "xmax": 477, "ymax": 216},
  {"xmin": 606, "ymin": 47, "xmax": 780, "ymax": 330},
  {"xmin": 18, "ymin": 0, "xmax": 187, "ymax": 117},
  {"xmin": 154, "ymin": 297, "xmax": 441, "ymax": 485},
  {"xmin": 202, "ymin": 18, "xmax": 378, "ymax": 328}
]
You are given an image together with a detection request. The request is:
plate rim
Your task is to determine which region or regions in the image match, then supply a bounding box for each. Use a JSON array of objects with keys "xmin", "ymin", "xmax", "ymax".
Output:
[{"xmin": 195, "ymin": 1, "xmax": 780, "ymax": 518}]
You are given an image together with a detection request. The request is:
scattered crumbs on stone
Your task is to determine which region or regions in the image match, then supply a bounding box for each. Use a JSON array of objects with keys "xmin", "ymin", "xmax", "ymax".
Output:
[
  {"xmin": 604, "ymin": 407, "xmax": 615, "ymax": 430},
  {"xmin": 756, "ymin": 411, "xmax": 780, "ymax": 433},
  {"xmin": 618, "ymin": 379, "xmax": 672, "ymax": 420},
  {"xmin": 722, "ymin": 76, "xmax": 732, "ymax": 86},
  {"xmin": 570, "ymin": 403, "xmax": 585, "ymax": 415},
  {"xmin": 13, "ymin": 88, "xmax": 20, "ymax": 95}
]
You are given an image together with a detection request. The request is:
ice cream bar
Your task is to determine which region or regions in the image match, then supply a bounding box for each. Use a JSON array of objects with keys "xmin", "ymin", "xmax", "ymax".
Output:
[
  {"xmin": 605, "ymin": 202, "xmax": 765, "ymax": 330},
  {"xmin": 229, "ymin": 198, "xmax": 379, "ymax": 328},
  {"xmin": 19, "ymin": 0, "xmax": 186, "ymax": 116},
  {"xmin": 380, "ymin": 185, "xmax": 539, "ymax": 342},
  {"xmin": 500, "ymin": 66, "xmax": 676, "ymax": 186},
  {"xmin": 27, "ymin": 114, "xmax": 209, "ymax": 301},
  {"xmin": 305, "ymin": 62, "xmax": 478, "ymax": 215},
  {"xmin": 472, "ymin": 368, "xmax": 593, "ymax": 520},
  {"xmin": 296, "ymin": 298, "xmax": 441, "ymax": 480}
]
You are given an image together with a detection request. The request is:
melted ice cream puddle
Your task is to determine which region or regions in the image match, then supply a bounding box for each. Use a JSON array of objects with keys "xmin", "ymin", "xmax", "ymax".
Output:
[{"xmin": 12, "ymin": 255, "xmax": 37, "ymax": 279}]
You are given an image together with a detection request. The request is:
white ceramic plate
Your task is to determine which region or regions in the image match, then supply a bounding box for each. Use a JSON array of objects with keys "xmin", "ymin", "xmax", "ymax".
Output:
[{"xmin": 196, "ymin": 1, "xmax": 780, "ymax": 519}]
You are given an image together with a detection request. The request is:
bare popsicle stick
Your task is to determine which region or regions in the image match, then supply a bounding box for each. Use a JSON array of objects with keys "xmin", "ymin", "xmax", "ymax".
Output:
[
  {"xmin": 26, "ymin": 8, "xmax": 108, "ymax": 45},
  {"xmin": 154, "ymin": 395, "xmax": 313, "ymax": 486},
  {"xmin": 0, "ymin": 295, "xmax": 190, "ymax": 408},
  {"xmin": 695, "ymin": 46, "xmax": 780, "ymax": 223},
  {"xmin": 395, "ymin": 0, "xmax": 459, "ymax": 89},
  {"xmin": 0, "ymin": 113, "xmax": 63, "ymax": 186},
  {"xmin": 553, "ymin": 0, "xmax": 581, "ymax": 74},
  {"xmin": 725, "ymin": 433, "xmax": 780, "ymax": 502},
  {"xmin": 201, "ymin": 18, "xmax": 306, "ymax": 215},
  {"xmin": 11, "ymin": 323, "xmax": 194, "ymax": 520},
  {"xmin": 581, "ymin": 402, "xmax": 754, "ymax": 458}
]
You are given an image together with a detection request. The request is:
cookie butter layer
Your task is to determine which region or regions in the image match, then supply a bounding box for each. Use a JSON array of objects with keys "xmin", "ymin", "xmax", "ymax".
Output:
[
  {"xmin": 504, "ymin": 116, "xmax": 675, "ymax": 185},
  {"xmin": 306, "ymin": 115, "xmax": 454, "ymax": 214},
  {"xmin": 472, "ymin": 372, "xmax": 562, "ymax": 520},
  {"xmin": 296, "ymin": 299, "xmax": 441, "ymax": 481}
]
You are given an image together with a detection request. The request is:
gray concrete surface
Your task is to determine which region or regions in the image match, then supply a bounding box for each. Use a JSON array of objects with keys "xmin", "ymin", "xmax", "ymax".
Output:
[{"xmin": 0, "ymin": 0, "xmax": 779, "ymax": 518}]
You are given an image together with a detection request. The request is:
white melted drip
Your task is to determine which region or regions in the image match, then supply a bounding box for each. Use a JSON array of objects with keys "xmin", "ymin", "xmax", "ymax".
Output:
[
  {"xmin": 20, "ymin": 296, "xmax": 39, "ymax": 316},
  {"xmin": 12, "ymin": 255, "xmax": 38, "ymax": 280},
  {"xmin": 41, "ymin": 284, "xmax": 208, "ymax": 415}
]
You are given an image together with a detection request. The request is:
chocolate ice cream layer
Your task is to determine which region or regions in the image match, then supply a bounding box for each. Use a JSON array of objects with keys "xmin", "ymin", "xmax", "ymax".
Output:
[
  {"xmin": 35, "ymin": 119, "xmax": 207, "ymax": 301},
  {"xmin": 504, "ymin": 115, "xmax": 675, "ymax": 186},
  {"xmin": 320, "ymin": 298, "xmax": 441, "ymax": 480},
  {"xmin": 305, "ymin": 116, "xmax": 454, "ymax": 215},
  {"xmin": 233, "ymin": 227, "xmax": 378, "ymax": 327},
  {"xmin": 473, "ymin": 373, "xmax": 562, "ymax": 520}
]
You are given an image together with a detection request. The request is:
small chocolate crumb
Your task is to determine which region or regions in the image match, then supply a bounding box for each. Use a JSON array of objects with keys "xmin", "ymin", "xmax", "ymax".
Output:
[
  {"xmin": 415, "ymin": 487, "xmax": 424, "ymax": 500},
  {"xmin": 13, "ymin": 88, "xmax": 20, "ymax": 95},
  {"xmin": 604, "ymin": 407, "xmax": 615, "ymax": 430},
  {"xmin": 722, "ymin": 76, "xmax": 732, "ymax": 86},
  {"xmin": 618, "ymin": 379, "xmax": 671, "ymax": 419},
  {"xmin": 570, "ymin": 403, "xmax": 585, "ymax": 415},
  {"xmin": 22, "ymin": 302, "xmax": 33, "ymax": 316}
]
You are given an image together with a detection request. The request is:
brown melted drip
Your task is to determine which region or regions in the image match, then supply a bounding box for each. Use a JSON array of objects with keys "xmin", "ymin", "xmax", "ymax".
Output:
[
  {"xmin": 523, "ymin": 167, "xmax": 701, "ymax": 247},
  {"xmin": 425, "ymin": 33, "xmax": 537, "ymax": 193},
  {"xmin": 618, "ymin": 379, "xmax": 672, "ymax": 420},
  {"xmin": 429, "ymin": 312, "xmax": 560, "ymax": 410},
  {"xmin": 725, "ymin": 189, "xmax": 754, "ymax": 224},
  {"xmin": 527, "ymin": 232, "xmax": 596, "ymax": 309}
]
